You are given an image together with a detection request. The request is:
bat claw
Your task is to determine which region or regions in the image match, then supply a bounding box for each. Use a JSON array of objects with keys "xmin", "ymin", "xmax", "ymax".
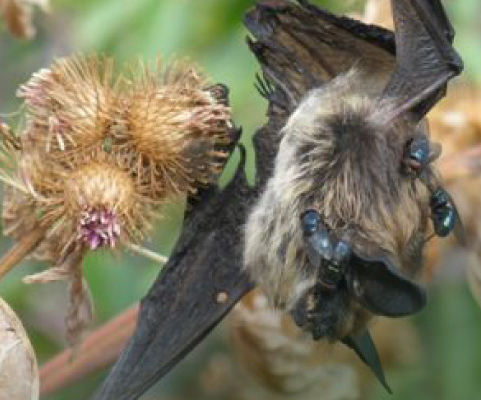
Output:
[{"xmin": 342, "ymin": 330, "xmax": 392, "ymax": 394}]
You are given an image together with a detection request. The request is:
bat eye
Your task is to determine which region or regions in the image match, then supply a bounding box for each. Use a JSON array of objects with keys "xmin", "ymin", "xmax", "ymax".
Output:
[
  {"xmin": 403, "ymin": 137, "xmax": 429, "ymax": 175},
  {"xmin": 301, "ymin": 209, "xmax": 320, "ymax": 236}
]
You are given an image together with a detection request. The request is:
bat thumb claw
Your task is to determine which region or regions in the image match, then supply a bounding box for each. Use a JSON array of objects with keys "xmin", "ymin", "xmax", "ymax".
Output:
[{"xmin": 342, "ymin": 330, "xmax": 392, "ymax": 394}]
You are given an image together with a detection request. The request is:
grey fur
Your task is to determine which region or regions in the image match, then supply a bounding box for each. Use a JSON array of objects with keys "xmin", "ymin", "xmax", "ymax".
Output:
[{"xmin": 244, "ymin": 70, "xmax": 434, "ymax": 338}]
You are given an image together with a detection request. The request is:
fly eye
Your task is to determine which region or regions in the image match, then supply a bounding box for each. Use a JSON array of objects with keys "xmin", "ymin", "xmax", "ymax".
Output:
[{"xmin": 301, "ymin": 209, "xmax": 320, "ymax": 236}]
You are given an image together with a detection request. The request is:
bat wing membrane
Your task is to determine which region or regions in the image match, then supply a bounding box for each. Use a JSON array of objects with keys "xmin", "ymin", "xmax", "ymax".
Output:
[
  {"xmin": 381, "ymin": 0, "xmax": 463, "ymax": 121},
  {"xmin": 244, "ymin": 0, "xmax": 396, "ymax": 112}
]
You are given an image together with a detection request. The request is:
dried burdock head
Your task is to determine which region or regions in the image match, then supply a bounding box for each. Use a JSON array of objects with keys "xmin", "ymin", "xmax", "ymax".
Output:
[
  {"xmin": 17, "ymin": 55, "xmax": 233, "ymax": 199},
  {"xmin": 17, "ymin": 54, "xmax": 117, "ymax": 154},
  {"xmin": 0, "ymin": 146, "xmax": 155, "ymax": 343},
  {"xmin": 0, "ymin": 53, "xmax": 234, "ymax": 344},
  {"xmin": 2, "ymin": 142, "xmax": 155, "ymax": 257},
  {"xmin": 113, "ymin": 60, "xmax": 232, "ymax": 198},
  {"xmin": 29, "ymin": 156, "xmax": 153, "ymax": 258},
  {"xmin": 0, "ymin": 0, "xmax": 49, "ymax": 39}
]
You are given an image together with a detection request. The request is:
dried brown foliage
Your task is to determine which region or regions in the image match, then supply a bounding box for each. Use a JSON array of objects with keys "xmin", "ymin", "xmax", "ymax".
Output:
[{"xmin": 0, "ymin": 54, "xmax": 233, "ymax": 344}]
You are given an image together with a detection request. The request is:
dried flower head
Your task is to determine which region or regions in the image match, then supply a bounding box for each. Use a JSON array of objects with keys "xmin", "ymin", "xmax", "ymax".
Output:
[
  {"xmin": 17, "ymin": 55, "xmax": 117, "ymax": 154},
  {"xmin": 20, "ymin": 155, "xmax": 153, "ymax": 259},
  {"xmin": 0, "ymin": 146, "xmax": 156, "ymax": 344},
  {"xmin": 0, "ymin": 53, "xmax": 234, "ymax": 344},
  {"xmin": 114, "ymin": 60, "xmax": 232, "ymax": 198}
]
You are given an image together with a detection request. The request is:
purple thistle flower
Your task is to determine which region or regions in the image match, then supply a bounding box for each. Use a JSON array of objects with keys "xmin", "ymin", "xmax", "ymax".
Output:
[{"xmin": 78, "ymin": 208, "xmax": 121, "ymax": 250}]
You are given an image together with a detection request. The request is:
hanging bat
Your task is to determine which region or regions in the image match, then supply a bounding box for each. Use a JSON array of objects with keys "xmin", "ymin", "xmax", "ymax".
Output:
[
  {"xmin": 93, "ymin": 1, "xmax": 463, "ymax": 398},
  {"xmin": 244, "ymin": 0, "xmax": 463, "ymax": 392}
]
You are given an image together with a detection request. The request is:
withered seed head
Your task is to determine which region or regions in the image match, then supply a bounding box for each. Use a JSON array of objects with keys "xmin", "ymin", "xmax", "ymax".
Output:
[
  {"xmin": 115, "ymin": 60, "xmax": 232, "ymax": 198},
  {"xmin": 16, "ymin": 55, "xmax": 233, "ymax": 200},
  {"xmin": 17, "ymin": 54, "xmax": 117, "ymax": 154},
  {"xmin": 0, "ymin": 53, "xmax": 234, "ymax": 343},
  {"xmin": 63, "ymin": 162, "xmax": 137, "ymax": 249},
  {"xmin": 15, "ymin": 154, "xmax": 155, "ymax": 261}
]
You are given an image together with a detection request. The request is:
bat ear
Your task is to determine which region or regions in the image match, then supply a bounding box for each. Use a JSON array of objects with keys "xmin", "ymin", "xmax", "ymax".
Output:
[{"xmin": 347, "ymin": 252, "xmax": 427, "ymax": 317}]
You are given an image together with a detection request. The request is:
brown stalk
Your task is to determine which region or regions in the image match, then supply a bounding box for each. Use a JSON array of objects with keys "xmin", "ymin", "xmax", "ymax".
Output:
[
  {"xmin": 39, "ymin": 304, "xmax": 139, "ymax": 397},
  {"xmin": 0, "ymin": 227, "xmax": 45, "ymax": 281}
]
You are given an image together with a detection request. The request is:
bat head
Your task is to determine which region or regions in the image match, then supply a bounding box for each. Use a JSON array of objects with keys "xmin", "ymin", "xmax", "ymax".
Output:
[{"xmin": 284, "ymin": 69, "xmax": 433, "ymax": 273}]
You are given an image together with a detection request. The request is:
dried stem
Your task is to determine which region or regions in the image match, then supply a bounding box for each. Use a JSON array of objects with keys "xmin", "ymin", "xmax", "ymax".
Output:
[
  {"xmin": 125, "ymin": 243, "xmax": 168, "ymax": 264},
  {"xmin": 0, "ymin": 227, "xmax": 46, "ymax": 281},
  {"xmin": 40, "ymin": 305, "xmax": 139, "ymax": 397}
]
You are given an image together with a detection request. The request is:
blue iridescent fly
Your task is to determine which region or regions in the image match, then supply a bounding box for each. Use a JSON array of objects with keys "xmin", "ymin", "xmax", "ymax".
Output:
[{"xmin": 405, "ymin": 136, "xmax": 465, "ymax": 243}]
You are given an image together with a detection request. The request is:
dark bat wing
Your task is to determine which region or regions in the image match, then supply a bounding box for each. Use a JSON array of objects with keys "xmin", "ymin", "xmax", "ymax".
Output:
[
  {"xmin": 428, "ymin": 0, "xmax": 455, "ymax": 42},
  {"xmin": 347, "ymin": 252, "xmax": 427, "ymax": 317},
  {"xmin": 381, "ymin": 0, "xmax": 463, "ymax": 121},
  {"xmin": 244, "ymin": 0, "xmax": 396, "ymax": 113},
  {"xmin": 92, "ymin": 145, "xmax": 256, "ymax": 399}
]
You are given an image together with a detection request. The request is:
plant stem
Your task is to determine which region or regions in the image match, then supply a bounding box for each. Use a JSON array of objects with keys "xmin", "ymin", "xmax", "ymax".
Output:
[
  {"xmin": 0, "ymin": 228, "xmax": 45, "ymax": 281},
  {"xmin": 125, "ymin": 243, "xmax": 168, "ymax": 264},
  {"xmin": 40, "ymin": 305, "xmax": 139, "ymax": 397}
]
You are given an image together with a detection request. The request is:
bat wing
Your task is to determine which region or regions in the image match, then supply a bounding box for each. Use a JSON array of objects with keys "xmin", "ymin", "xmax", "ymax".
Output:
[
  {"xmin": 381, "ymin": 0, "xmax": 463, "ymax": 121},
  {"xmin": 244, "ymin": 0, "xmax": 396, "ymax": 113},
  {"xmin": 92, "ymin": 145, "xmax": 255, "ymax": 399}
]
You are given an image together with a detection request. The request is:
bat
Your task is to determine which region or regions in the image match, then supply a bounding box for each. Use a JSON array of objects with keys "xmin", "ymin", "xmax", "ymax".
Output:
[
  {"xmin": 244, "ymin": 0, "xmax": 463, "ymax": 392},
  {"xmin": 93, "ymin": 1, "xmax": 463, "ymax": 398}
]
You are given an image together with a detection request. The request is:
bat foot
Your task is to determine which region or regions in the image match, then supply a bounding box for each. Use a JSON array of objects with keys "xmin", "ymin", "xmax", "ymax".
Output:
[{"xmin": 291, "ymin": 284, "xmax": 345, "ymax": 341}]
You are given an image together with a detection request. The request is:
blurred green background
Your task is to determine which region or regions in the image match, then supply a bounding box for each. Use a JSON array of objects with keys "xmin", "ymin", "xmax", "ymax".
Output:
[{"xmin": 0, "ymin": 0, "xmax": 480, "ymax": 399}]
